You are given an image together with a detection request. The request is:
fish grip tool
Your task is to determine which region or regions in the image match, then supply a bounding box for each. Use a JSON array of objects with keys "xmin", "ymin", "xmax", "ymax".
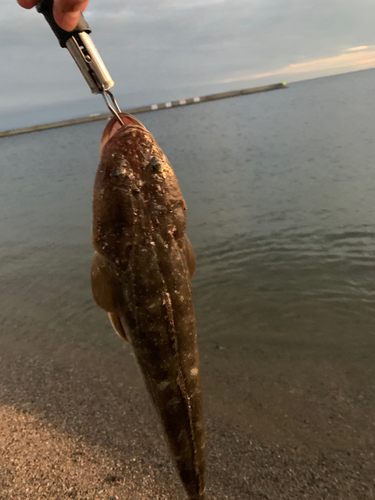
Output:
[{"xmin": 37, "ymin": 0, "xmax": 124, "ymax": 125}]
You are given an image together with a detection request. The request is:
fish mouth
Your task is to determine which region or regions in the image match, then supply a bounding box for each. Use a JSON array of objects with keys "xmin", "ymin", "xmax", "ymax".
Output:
[{"xmin": 100, "ymin": 113, "xmax": 147, "ymax": 150}]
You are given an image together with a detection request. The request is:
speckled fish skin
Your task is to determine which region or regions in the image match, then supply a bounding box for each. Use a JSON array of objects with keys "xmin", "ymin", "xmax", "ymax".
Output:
[{"xmin": 91, "ymin": 113, "xmax": 206, "ymax": 500}]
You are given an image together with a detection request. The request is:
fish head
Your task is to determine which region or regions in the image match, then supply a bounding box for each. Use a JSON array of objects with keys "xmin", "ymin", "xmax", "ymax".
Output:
[
  {"xmin": 94, "ymin": 113, "xmax": 190, "ymax": 267},
  {"xmin": 100, "ymin": 113, "xmax": 147, "ymax": 151}
]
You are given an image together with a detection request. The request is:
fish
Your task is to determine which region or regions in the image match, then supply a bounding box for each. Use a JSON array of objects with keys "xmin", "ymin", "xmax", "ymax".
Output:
[{"xmin": 90, "ymin": 112, "xmax": 206, "ymax": 500}]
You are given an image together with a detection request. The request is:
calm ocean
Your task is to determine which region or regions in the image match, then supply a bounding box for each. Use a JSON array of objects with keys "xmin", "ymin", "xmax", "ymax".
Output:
[{"xmin": 1, "ymin": 69, "xmax": 375, "ymax": 496}]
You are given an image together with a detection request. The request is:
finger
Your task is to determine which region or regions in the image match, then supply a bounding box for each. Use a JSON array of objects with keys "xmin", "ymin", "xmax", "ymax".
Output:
[
  {"xmin": 17, "ymin": 0, "xmax": 39, "ymax": 8},
  {"xmin": 53, "ymin": 0, "xmax": 89, "ymax": 31}
]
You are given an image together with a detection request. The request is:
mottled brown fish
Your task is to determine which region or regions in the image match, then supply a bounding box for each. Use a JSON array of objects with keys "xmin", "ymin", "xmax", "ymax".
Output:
[{"xmin": 91, "ymin": 113, "xmax": 206, "ymax": 500}]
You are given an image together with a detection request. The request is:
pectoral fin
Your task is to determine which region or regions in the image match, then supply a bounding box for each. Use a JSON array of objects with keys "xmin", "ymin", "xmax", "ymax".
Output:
[
  {"xmin": 108, "ymin": 312, "xmax": 128, "ymax": 342},
  {"xmin": 182, "ymin": 235, "xmax": 197, "ymax": 278},
  {"xmin": 91, "ymin": 252, "xmax": 128, "ymax": 341},
  {"xmin": 91, "ymin": 252, "xmax": 122, "ymax": 311}
]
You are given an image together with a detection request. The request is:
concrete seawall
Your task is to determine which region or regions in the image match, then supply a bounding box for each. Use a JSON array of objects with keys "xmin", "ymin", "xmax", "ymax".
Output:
[{"xmin": 0, "ymin": 82, "xmax": 286, "ymax": 138}]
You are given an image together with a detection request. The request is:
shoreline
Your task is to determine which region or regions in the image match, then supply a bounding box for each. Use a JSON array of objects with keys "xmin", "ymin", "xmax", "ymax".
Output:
[{"xmin": 0, "ymin": 83, "xmax": 286, "ymax": 138}]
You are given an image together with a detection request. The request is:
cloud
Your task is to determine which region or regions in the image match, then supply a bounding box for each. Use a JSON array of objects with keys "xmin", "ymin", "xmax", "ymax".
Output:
[
  {"xmin": 3, "ymin": 0, "xmax": 375, "ymax": 118},
  {"xmin": 222, "ymin": 48, "xmax": 375, "ymax": 84},
  {"xmin": 346, "ymin": 45, "xmax": 371, "ymax": 52}
]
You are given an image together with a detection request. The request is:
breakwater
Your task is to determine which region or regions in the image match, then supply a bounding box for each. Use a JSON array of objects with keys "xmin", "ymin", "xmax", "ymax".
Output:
[{"xmin": 0, "ymin": 82, "xmax": 286, "ymax": 138}]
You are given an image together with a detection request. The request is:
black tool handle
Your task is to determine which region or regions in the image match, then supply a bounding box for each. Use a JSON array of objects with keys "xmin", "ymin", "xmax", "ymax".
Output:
[{"xmin": 37, "ymin": 0, "xmax": 91, "ymax": 48}]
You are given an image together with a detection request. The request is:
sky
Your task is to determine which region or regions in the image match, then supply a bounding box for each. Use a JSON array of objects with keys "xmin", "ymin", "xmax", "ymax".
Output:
[{"xmin": 2, "ymin": 0, "xmax": 375, "ymax": 124}]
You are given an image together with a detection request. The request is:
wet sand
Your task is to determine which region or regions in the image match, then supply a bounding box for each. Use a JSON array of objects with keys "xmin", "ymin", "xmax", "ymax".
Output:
[{"xmin": 1, "ymin": 321, "xmax": 374, "ymax": 500}]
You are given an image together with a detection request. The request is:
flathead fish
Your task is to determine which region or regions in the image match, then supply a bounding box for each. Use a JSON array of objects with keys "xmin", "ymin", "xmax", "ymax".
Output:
[{"xmin": 91, "ymin": 113, "xmax": 206, "ymax": 500}]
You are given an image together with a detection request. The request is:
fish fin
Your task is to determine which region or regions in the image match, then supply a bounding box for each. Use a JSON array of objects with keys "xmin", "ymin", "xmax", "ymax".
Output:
[
  {"xmin": 91, "ymin": 251, "xmax": 122, "ymax": 312},
  {"xmin": 108, "ymin": 312, "xmax": 129, "ymax": 342},
  {"xmin": 182, "ymin": 235, "xmax": 197, "ymax": 278}
]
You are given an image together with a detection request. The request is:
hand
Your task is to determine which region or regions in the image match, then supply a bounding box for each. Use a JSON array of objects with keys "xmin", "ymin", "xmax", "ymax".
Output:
[{"xmin": 17, "ymin": 0, "xmax": 89, "ymax": 31}]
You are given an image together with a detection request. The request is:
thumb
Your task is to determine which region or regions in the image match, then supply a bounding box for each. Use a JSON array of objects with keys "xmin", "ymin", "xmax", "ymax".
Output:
[{"xmin": 53, "ymin": 0, "xmax": 89, "ymax": 31}]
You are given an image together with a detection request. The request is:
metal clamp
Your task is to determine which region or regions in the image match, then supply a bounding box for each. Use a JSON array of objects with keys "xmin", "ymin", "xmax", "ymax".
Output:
[{"xmin": 37, "ymin": 0, "xmax": 124, "ymax": 125}]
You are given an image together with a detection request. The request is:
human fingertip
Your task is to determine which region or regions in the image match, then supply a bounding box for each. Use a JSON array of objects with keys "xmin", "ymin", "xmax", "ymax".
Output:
[
  {"xmin": 53, "ymin": 9, "xmax": 80, "ymax": 31},
  {"xmin": 17, "ymin": 0, "xmax": 39, "ymax": 9}
]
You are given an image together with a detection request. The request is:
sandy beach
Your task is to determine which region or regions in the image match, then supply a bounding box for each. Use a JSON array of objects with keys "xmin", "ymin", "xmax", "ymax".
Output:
[{"xmin": 1, "ymin": 321, "xmax": 374, "ymax": 500}]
